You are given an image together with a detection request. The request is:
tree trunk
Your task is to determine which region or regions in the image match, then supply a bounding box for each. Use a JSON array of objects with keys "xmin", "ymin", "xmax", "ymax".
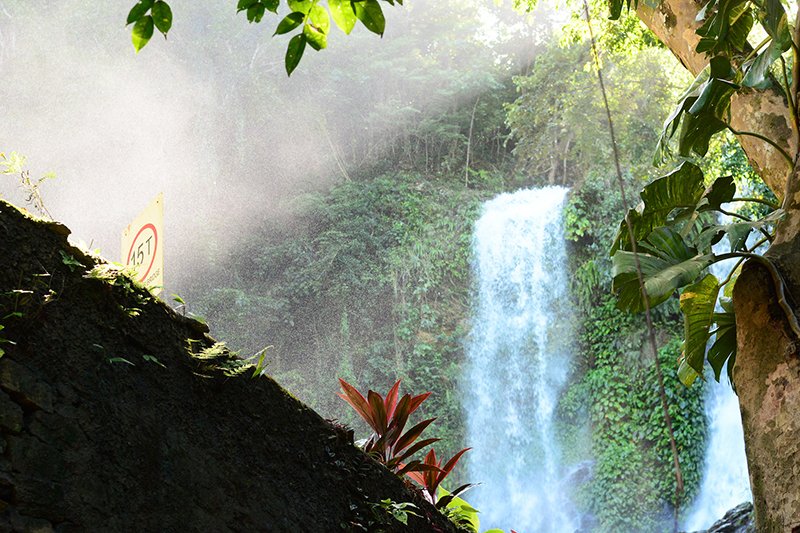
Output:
[
  {"xmin": 636, "ymin": 0, "xmax": 795, "ymax": 198},
  {"xmin": 633, "ymin": 1, "xmax": 800, "ymax": 528},
  {"xmin": 733, "ymin": 233, "xmax": 800, "ymax": 531}
]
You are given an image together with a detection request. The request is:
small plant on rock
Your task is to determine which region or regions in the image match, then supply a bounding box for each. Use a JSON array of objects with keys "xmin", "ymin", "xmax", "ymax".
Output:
[
  {"xmin": 406, "ymin": 447, "xmax": 473, "ymax": 508},
  {"xmin": 338, "ymin": 378, "xmax": 440, "ymax": 475}
]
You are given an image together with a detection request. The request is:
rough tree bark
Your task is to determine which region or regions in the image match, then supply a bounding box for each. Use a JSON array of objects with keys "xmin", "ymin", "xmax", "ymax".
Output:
[{"xmin": 635, "ymin": 1, "xmax": 800, "ymax": 530}]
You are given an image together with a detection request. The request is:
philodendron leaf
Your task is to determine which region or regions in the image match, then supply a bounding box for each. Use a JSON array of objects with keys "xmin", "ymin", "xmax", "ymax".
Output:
[
  {"xmin": 151, "ymin": 1, "xmax": 172, "ymax": 35},
  {"xmin": 656, "ymin": 57, "xmax": 737, "ymax": 161},
  {"xmin": 655, "ymin": 68, "xmax": 709, "ymax": 164},
  {"xmin": 695, "ymin": 0, "xmax": 752, "ymax": 55},
  {"xmin": 695, "ymin": 208, "xmax": 784, "ymax": 253},
  {"xmin": 743, "ymin": 0, "xmax": 791, "ymax": 88},
  {"xmin": 329, "ymin": 0, "xmax": 357, "ymax": 33},
  {"xmin": 611, "ymin": 162, "xmax": 705, "ymax": 254},
  {"xmin": 354, "ymin": 0, "xmax": 386, "ymax": 36},
  {"xmin": 132, "ymin": 15, "xmax": 155, "ymax": 52},
  {"xmin": 678, "ymin": 274, "xmax": 720, "ymax": 386},
  {"xmin": 708, "ymin": 302, "xmax": 737, "ymax": 382},
  {"xmin": 285, "ymin": 33, "xmax": 306, "ymax": 75},
  {"xmin": 612, "ymin": 228, "xmax": 716, "ymax": 313},
  {"xmin": 700, "ymin": 175, "xmax": 736, "ymax": 211}
]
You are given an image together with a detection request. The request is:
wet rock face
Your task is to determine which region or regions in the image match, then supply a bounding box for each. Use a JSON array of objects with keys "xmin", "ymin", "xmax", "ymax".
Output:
[
  {"xmin": 690, "ymin": 502, "xmax": 755, "ymax": 533},
  {"xmin": 0, "ymin": 201, "xmax": 457, "ymax": 532}
]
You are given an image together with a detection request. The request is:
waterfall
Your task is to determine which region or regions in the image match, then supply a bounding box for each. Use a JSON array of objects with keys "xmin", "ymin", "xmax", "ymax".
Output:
[
  {"xmin": 464, "ymin": 187, "xmax": 578, "ymax": 532},
  {"xmin": 683, "ymin": 374, "xmax": 751, "ymax": 530}
]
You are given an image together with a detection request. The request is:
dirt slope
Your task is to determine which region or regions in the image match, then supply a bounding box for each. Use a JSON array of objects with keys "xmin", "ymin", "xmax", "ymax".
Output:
[{"xmin": 0, "ymin": 200, "xmax": 458, "ymax": 532}]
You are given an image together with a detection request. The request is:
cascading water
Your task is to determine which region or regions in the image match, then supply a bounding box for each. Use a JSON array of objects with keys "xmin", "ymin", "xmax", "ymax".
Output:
[
  {"xmin": 683, "ymin": 373, "xmax": 751, "ymax": 530},
  {"xmin": 464, "ymin": 187, "xmax": 579, "ymax": 532}
]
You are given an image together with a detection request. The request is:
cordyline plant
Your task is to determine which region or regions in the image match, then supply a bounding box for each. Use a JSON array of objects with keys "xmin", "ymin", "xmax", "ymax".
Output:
[
  {"xmin": 337, "ymin": 378, "xmax": 441, "ymax": 475},
  {"xmin": 406, "ymin": 448, "xmax": 473, "ymax": 509}
]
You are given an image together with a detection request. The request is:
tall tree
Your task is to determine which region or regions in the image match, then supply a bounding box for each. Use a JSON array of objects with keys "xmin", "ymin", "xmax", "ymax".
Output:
[{"xmin": 615, "ymin": 0, "xmax": 800, "ymax": 528}]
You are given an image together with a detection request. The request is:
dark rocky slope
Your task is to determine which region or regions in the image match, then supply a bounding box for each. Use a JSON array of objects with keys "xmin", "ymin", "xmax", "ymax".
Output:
[{"xmin": 0, "ymin": 201, "xmax": 458, "ymax": 532}]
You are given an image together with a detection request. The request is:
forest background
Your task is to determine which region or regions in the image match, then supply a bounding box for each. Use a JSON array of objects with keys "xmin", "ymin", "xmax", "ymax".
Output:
[{"xmin": 0, "ymin": 0, "xmax": 772, "ymax": 530}]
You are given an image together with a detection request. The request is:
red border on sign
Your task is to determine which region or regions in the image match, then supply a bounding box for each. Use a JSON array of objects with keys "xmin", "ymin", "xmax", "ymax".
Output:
[{"xmin": 126, "ymin": 223, "xmax": 158, "ymax": 282}]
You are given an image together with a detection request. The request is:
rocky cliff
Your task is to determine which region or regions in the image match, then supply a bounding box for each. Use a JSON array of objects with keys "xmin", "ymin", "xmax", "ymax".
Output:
[{"xmin": 0, "ymin": 200, "xmax": 457, "ymax": 532}]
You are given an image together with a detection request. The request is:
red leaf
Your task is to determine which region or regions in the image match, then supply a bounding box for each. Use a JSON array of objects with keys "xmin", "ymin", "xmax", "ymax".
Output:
[
  {"xmin": 395, "ymin": 417, "xmax": 436, "ymax": 454},
  {"xmin": 440, "ymin": 447, "xmax": 471, "ymax": 478},
  {"xmin": 407, "ymin": 391, "xmax": 431, "ymax": 414},
  {"xmin": 387, "ymin": 394, "xmax": 412, "ymax": 438},
  {"xmin": 391, "ymin": 437, "xmax": 439, "ymax": 466},
  {"xmin": 337, "ymin": 379, "xmax": 375, "ymax": 429},
  {"xmin": 384, "ymin": 379, "xmax": 401, "ymax": 418},
  {"xmin": 367, "ymin": 389, "xmax": 388, "ymax": 433}
]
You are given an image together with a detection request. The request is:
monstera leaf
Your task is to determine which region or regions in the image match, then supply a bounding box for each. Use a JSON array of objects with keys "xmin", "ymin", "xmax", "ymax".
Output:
[
  {"xmin": 678, "ymin": 274, "xmax": 720, "ymax": 386},
  {"xmin": 612, "ymin": 227, "xmax": 716, "ymax": 313}
]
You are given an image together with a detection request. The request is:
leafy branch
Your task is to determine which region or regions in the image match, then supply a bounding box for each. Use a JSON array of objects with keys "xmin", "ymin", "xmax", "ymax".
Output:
[{"xmin": 126, "ymin": 0, "xmax": 397, "ymax": 75}]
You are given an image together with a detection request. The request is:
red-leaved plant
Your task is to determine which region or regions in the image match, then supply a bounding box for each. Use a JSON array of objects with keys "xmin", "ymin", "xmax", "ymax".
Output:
[
  {"xmin": 337, "ymin": 378, "xmax": 441, "ymax": 474},
  {"xmin": 406, "ymin": 447, "xmax": 473, "ymax": 509}
]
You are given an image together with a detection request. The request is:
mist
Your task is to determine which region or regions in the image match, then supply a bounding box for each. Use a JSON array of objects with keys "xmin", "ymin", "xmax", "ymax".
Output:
[{"xmin": 0, "ymin": 0, "xmax": 560, "ymax": 297}]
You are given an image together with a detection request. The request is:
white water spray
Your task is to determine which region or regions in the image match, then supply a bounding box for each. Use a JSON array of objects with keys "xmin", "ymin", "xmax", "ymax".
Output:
[{"xmin": 464, "ymin": 187, "xmax": 578, "ymax": 532}]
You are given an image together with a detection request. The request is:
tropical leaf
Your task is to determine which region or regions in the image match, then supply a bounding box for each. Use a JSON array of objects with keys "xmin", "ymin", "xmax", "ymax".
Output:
[
  {"xmin": 708, "ymin": 300, "xmax": 737, "ymax": 382},
  {"xmin": 612, "ymin": 228, "xmax": 716, "ymax": 313},
  {"xmin": 700, "ymin": 175, "xmax": 736, "ymax": 211},
  {"xmin": 678, "ymin": 274, "xmax": 720, "ymax": 386},
  {"xmin": 339, "ymin": 378, "xmax": 437, "ymax": 473},
  {"xmin": 654, "ymin": 57, "xmax": 737, "ymax": 161},
  {"xmin": 695, "ymin": 208, "xmax": 783, "ymax": 253},
  {"xmin": 695, "ymin": 0, "xmax": 753, "ymax": 55},
  {"xmin": 612, "ymin": 162, "xmax": 705, "ymax": 253}
]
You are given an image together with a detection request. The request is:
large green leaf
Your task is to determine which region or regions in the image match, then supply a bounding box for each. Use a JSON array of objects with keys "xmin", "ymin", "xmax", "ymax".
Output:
[
  {"xmin": 708, "ymin": 301, "xmax": 737, "ymax": 382},
  {"xmin": 612, "ymin": 162, "xmax": 705, "ymax": 253},
  {"xmin": 612, "ymin": 228, "xmax": 716, "ymax": 313},
  {"xmin": 655, "ymin": 69, "xmax": 710, "ymax": 164},
  {"xmin": 678, "ymin": 274, "xmax": 720, "ymax": 386},
  {"xmin": 695, "ymin": 208, "xmax": 783, "ymax": 252},
  {"xmin": 700, "ymin": 175, "xmax": 736, "ymax": 211},
  {"xmin": 696, "ymin": 0, "xmax": 753, "ymax": 55},
  {"xmin": 655, "ymin": 57, "xmax": 737, "ymax": 161},
  {"xmin": 742, "ymin": 0, "xmax": 791, "ymax": 88}
]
